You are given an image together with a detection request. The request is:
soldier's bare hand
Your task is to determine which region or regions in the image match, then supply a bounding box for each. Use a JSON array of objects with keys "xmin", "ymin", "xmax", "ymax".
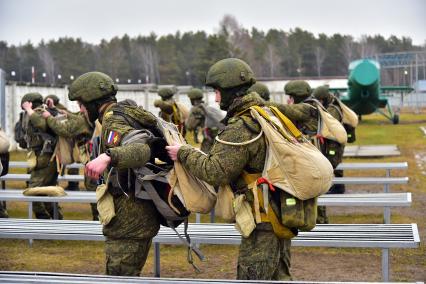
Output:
[
  {"xmin": 166, "ymin": 143, "xmax": 182, "ymax": 161},
  {"xmin": 42, "ymin": 111, "xmax": 51, "ymax": 118},
  {"xmin": 46, "ymin": 98, "xmax": 55, "ymax": 108},
  {"xmin": 85, "ymin": 153, "xmax": 111, "ymax": 180},
  {"xmin": 22, "ymin": 101, "xmax": 32, "ymax": 111}
]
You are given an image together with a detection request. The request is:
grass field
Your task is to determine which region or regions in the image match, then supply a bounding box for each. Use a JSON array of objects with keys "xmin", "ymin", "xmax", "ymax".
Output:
[{"xmin": 1, "ymin": 109, "xmax": 425, "ymax": 281}]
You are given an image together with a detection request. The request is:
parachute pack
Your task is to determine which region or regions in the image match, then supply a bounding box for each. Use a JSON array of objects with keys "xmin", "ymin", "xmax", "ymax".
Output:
[
  {"xmin": 216, "ymin": 105, "xmax": 334, "ymax": 239},
  {"xmin": 334, "ymin": 98, "xmax": 359, "ymax": 143},
  {"xmin": 109, "ymin": 104, "xmax": 217, "ymax": 270}
]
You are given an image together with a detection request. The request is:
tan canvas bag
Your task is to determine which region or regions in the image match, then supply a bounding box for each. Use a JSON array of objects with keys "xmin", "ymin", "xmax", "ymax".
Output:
[
  {"xmin": 214, "ymin": 185, "xmax": 235, "ymax": 222},
  {"xmin": 315, "ymin": 104, "xmax": 348, "ymax": 145},
  {"xmin": 249, "ymin": 106, "xmax": 334, "ymax": 200},
  {"xmin": 23, "ymin": 186, "xmax": 66, "ymax": 197},
  {"xmin": 96, "ymin": 183, "xmax": 116, "ymax": 225},
  {"xmin": 0, "ymin": 129, "xmax": 10, "ymax": 153},
  {"xmin": 159, "ymin": 119, "xmax": 217, "ymax": 214},
  {"xmin": 335, "ymin": 99, "xmax": 359, "ymax": 128}
]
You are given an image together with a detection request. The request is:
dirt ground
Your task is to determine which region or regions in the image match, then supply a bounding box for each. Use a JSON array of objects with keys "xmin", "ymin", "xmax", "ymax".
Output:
[{"xmin": 1, "ymin": 111, "xmax": 425, "ymax": 282}]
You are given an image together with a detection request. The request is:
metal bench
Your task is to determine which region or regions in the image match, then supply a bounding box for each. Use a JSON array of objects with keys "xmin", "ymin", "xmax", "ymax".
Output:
[
  {"xmin": 0, "ymin": 190, "xmax": 411, "ymax": 224},
  {"xmin": 9, "ymin": 161, "xmax": 408, "ymax": 172},
  {"xmin": 0, "ymin": 174, "xmax": 409, "ymax": 186},
  {"xmin": 0, "ymin": 219, "xmax": 420, "ymax": 281},
  {"xmin": 0, "ymin": 271, "xmax": 423, "ymax": 284}
]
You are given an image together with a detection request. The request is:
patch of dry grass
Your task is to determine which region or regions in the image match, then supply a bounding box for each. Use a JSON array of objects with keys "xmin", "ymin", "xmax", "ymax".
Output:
[{"xmin": 1, "ymin": 109, "xmax": 425, "ymax": 281}]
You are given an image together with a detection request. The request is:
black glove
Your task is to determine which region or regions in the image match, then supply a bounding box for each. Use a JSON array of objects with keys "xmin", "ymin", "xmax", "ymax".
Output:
[{"xmin": 146, "ymin": 137, "xmax": 173, "ymax": 164}]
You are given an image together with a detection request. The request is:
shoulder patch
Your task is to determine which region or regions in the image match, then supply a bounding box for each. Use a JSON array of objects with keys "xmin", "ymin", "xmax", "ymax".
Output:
[
  {"xmin": 106, "ymin": 130, "xmax": 121, "ymax": 146},
  {"xmin": 104, "ymin": 111, "xmax": 113, "ymax": 120}
]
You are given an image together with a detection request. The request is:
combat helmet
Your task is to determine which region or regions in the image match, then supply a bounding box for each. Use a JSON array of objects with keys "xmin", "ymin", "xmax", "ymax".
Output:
[
  {"xmin": 284, "ymin": 80, "xmax": 312, "ymax": 104},
  {"xmin": 21, "ymin": 92, "xmax": 43, "ymax": 106},
  {"xmin": 158, "ymin": 88, "xmax": 176, "ymax": 99},
  {"xmin": 44, "ymin": 94, "xmax": 60, "ymax": 105},
  {"xmin": 248, "ymin": 82, "xmax": 270, "ymax": 101},
  {"xmin": 68, "ymin": 71, "xmax": 118, "ymax": 103},
  {"xmin": 187, "ymin": 88, "xmax": 203, "ymax": 100},
  {"xmin": 205, "ymin": 58, "xmax": 256, "ymax": 90},
  {"xmin": 313, "ymin": 85, "xmax": 333, "ymax": 106}
]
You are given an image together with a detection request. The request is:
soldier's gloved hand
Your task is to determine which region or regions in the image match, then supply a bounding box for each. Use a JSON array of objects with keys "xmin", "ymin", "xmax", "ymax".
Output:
[{"xmin": 146, "ymin": 137, "xmax": 173, "ymax": 164}]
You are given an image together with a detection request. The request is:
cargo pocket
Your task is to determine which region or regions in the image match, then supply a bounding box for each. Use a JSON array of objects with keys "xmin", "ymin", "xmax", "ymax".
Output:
[{"xmin": 233, "ymin": 194, "xmax": 256, "ymax": 238}]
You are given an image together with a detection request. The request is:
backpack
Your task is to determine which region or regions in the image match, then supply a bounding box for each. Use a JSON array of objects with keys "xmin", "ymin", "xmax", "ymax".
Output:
[
  {"xmin": 14, "ymin": 112, "xmax": 28, "ymax": 149},
  {"xmin": 305, "ymin": 98, "xmax": 347, "ymax": 145},
  {"xmin": 110, "ymin": 105, "xmax": 216, "ymax": 269},
  {"xmin": 334, "ymin": 98, "xmax": 358, "ymax": 143},
  {"xmin": 216, "ymin": 106, "xmax": 333, "ymax": 239}
]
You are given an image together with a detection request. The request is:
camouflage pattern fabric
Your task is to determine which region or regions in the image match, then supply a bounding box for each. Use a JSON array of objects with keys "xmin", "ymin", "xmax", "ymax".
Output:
[
  {"xmin": 29, "ymin": 153, "xmax": 61, "ymax": 219},
  {"xmin": 105, "ymin": 238, "xmax": 152, "ymax": 276},
  {"xmin": 99, "ymin": 103, "xmax": 161, "ymax": 276},
  {"xmin": 68, "ymin": 72, "xmax": 118, "ymax": 103},
  {"xmin": 0, "ymin": 203, "xmax": 8, "ymax": 218},
  {"xmin": 178, "ymin": 92, "xmax": 291, "ymax": 280},
  {"xmin": 238, "ymin": 224, "xmax": 292, "ymax": 280},
  {"xmin": 47, "ymin": 112, "xmax": 94, "ymax": 192},
  {"xmin": 26, "ymin": 109, "xmax": 60, "ymax": 219}
]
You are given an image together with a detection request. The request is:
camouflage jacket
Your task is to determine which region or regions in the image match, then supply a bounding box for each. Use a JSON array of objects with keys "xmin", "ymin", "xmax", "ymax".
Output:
[
  {"xmin": 154, "ymin": 98, "xmax": 181, "ymax": 124},
  {"xmin": 99, "ymin": 103, "xmax": 160, "ymax": 239},
  {"xmin": 327, "ymin": 100, "xmax": 343, "ymax": 122},
  {"xmin": 47, "ymin": 112, "xmax": 93, "ymax": 146},
  {"xmin": 178, "ymin": 92, "xmax": 266, "ymax": 193},
  {"xmin": 26, "ymin": 107, "xmax": 57, "ymax": 152}
]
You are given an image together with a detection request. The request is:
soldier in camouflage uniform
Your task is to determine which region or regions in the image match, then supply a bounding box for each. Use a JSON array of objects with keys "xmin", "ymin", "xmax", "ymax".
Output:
[
  {"xmin": 154, "ymin": 88, "xmax": 187, "ymax": 135},
  {"xmin": 41, "ymin": 102, "xmax": 99, "ymax": 220},
  {"xmin": 44, "ymin": 94, "xmax": 80, "ymax": 191},
  {"xmin": 21, "ymin": 93, "xmax": 62, "ymax": 219},
  {"xmin": 313, "ymin": 85, "xmax": 345, "ymax": 194},
  {"xmin": 248, "ymin": 82, "xmax": 270, "ymax": 101},
  {"xmin": 167, "ymin": 58, "xmax": 292, "ymax": 280},
  {"xmin": 284, "ymin": 81, "xmax": 344, "ymax": 224},
  {"xmin": 186, "ymin": 88, "xmax": 225, "ymax": 153},
  {"xmin": 69, "ymin": 72, "xmax": 161, "ymax": 276}
]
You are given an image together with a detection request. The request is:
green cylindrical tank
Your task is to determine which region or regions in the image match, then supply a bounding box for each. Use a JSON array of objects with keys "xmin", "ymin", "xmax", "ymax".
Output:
[{"xmin": 347, "ymin": 59, "xmax": 381, "ymax": 114}]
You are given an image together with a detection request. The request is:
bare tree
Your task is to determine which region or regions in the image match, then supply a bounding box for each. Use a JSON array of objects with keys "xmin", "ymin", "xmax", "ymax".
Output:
[
  {"xmin": 359, "ymin": 35, "xmax": 378, "ymax": 58},
  {"xmin": 341, "ymin": 36, "xmax": 358, "ymax": 66},
  {"xmin": 218, "ymin": 14, "xmax": 253, "ymax": 60},
  {"xmin": 314, "ymin": 46, "xmax": 326, "ymax": 77},
  {"xmin": 38, "ymin": 44, "xmax": 55, "ymax": 84}
]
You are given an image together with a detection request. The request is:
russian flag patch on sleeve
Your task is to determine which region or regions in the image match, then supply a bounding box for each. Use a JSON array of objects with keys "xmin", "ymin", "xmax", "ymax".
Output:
[{"xmin": 107, "ymin": 130, "xmax": 121, "ymax": 146}]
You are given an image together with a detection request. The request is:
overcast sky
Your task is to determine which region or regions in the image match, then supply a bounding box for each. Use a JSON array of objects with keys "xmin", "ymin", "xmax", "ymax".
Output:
[{"xmin": 0, "ymin": 0, "xmax": 425, "ymax": 46}]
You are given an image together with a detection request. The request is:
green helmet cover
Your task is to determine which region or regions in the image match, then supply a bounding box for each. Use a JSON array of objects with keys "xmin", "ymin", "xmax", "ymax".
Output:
[
  {"xmin": 158, "ymin": 88, "xmax": 175, "ymax": 99},
  {"xmin": 205, "ymin": 58, "xmax": 256, "ymax": 89},
  {"xmin": 248, "ymin": 82, "xmax": 270, "ymax": 101},
  {"xmin": 187, "ymin": 88, "xmax": 203, "ymax": 100},
  {"xmin": 313, "ymin": 85, "xmax": 333, "ymax": 105},
  {"xmin": 21, "ymin": 92, "xmax": 43, "ymax": 105},
  {"xmin": 44, "ymin": 94, "xmax": 60, "ymax": 105},
  {"xmin": 284, "ymin": 80, "xmax": 312, "ymax": 99},
  {"xmin": 68, "ymin": 71, "xmax": 118, "ymax": 103}
]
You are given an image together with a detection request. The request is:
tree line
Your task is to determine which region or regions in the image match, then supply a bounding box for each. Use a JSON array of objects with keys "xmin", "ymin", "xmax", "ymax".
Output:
[{"xmin": 0, "ymin": 15, "xmax": 423, "ymax": 87}]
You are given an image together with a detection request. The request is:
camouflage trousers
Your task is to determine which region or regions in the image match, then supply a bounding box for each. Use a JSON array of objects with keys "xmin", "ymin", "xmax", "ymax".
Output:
[
  {"xmin": 237, "ymin": 223, "xmax": 292, "ymax": 280},
  {"xmin": 29, "ymin": 153, "xmax": 61, "ymax": 219},
  {"xmin": 0, "ymin": 202, "xmax": 8, "ymax": 218},
  {"xmin": 84, "ymin": 174, "xmax": 99, "ymax": 221},
  {"xmin": 105, "ymin": 238, "xmax": 152, "ymax": 276},
  {"xmin": 66, "ymin": 167, "xmax": 80, "ymax": 191}
]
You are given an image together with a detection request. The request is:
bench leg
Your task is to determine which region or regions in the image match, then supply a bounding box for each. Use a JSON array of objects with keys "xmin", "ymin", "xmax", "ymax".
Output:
[
  {"xmin": 154, "ymin": 243, "xmax": 160, "ymax": 277},
  {"xmin": 382, "ymin": 248, "xmax": 389, "ymax": 281},
  {"xmin": 28, "ymin": 202, "xmax": 33, "ymax": 248},
  {"xmin": 384, "ymin": 207, "xmax": 391, "ymax": 224},
  {"xmin": 384, "ymin": 169, "xmax": 390, "ymax": 193},
  {"xmin": 210, "ymin": 208, "xmax": 215, "ymax": 223},
  {"xmin": 53, "ymin": 203, "xmax": 58, "ymax": 220}
]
